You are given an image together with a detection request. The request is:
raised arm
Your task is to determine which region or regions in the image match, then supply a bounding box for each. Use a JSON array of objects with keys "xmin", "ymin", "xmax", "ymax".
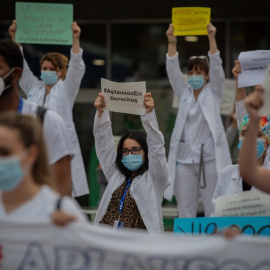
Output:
[
  {"xmin": 208, "ymin": 23, "xmax": 218, "ymax": 55},
  {"xmin": 232, "ymin": 60, "xmax": 247, "ymax": 102},
  {"xmin": 63, "ymin": 22, "xmax": 85, "ymax": 106},
  {"xmin": 232, "ymin": 60, "xmax": 248, "ymax": 127},
  {"xmin": 93, "ymin": 93, "xmax": 117, "ymax": 180},
  {"xmin": 239, "ymin": 90, "xmax": 270, "ymax": 192},
  {"xmin": 166, "ymin": 23, "xmax": 177, "ymax": 57},
  {"xmin": 166, "ymin": 24, "xmax": 188, "ymax": 100},
  {"xmin": 207, "ymin": 23, "xmax": 225, "ymax": 100},
  {"xmin": 9, "ymin": 20, "xmax": 43, "ymax": 95},
  {"xmin": 141, "ymin": 93, "xmax": 170, "ymax": 195}
]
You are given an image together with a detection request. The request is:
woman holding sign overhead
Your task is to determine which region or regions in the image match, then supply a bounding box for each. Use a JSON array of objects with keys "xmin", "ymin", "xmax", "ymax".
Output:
[
  {"xmin": 164, "ymin": 23, "xmax": 231, "ymax": 217},
  {"xmin": 9, "ymin": 20, "xmax": 89, "ymax": 200},
  {"xmin": 93, "ymin": 92, "xmax": 170, "ymax": 233}
]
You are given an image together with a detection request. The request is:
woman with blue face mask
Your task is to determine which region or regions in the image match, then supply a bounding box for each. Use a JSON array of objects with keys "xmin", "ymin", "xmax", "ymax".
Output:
[
  {"xmin": 164, "ymin": 23, "xmax": 232, "ymax": 217},
  {"xmin": 93, "ymin": 92, "xmax": 170, "ymax": 233},
  {"xmin": 8, "ymin": 20, "xmax": 89, "ymax": 201},
  {"xmin": 212, "ymin": 113, "xmax": 270, "ymax": 215},
  {"xmin": 0, "ymin": 112, "xmax": 87, "ymax": 224}
]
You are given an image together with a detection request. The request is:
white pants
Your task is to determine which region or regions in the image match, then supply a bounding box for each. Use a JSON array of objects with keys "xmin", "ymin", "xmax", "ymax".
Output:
[{"xmin": 174, "ymin": 160, "xmax": 217, "ymax": 217}]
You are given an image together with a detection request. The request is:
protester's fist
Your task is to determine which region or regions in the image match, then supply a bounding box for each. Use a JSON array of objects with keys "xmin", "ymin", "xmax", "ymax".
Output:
[
  {"xmin": 232, "ymin": 60, "xmax": 242, "ymax": 80},
  {"xmin": 9, "ymin": 20, "xmax": 17, "ymax": 41},
  {"xmin": 245, "ymin": 91, "xmax": 264, "ymax": 120},
  {"xmin": 166, "ymin": 24, "xmax": 177, "ymax": 43},
  {"xmin": 94, "ymin": 93, "xmax": 106, "ymax": 117},
  {"xmin": 72, "ymin": 22, "xmax": 81, "ymax": 39},
  {"xmin": 144, "ymin": 92, "xmax": 154, "ymax": 114},
  {"xmin": 207, "ymin": 23, "xmax": 216, "ymax": 39}
]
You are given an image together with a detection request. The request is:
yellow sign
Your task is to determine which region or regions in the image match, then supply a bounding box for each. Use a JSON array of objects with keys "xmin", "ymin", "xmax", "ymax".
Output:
[{"xmin": 172, "ymin": 7, "xmax": 211, "ymax": 36}]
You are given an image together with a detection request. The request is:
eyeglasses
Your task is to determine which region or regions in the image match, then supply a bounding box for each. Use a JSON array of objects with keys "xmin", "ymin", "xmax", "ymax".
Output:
[
  {"xmin": 121, "ymin": 147, "xmax": 143, "ymax": 156},
  {"xmin": 189, "ymin": 55, "xmax": 209, "ymax": 66}
]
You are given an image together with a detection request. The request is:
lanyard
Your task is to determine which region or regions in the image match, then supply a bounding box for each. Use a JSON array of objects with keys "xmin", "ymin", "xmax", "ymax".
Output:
[
  {"xmin": 17, "ymin": 97, "xmax": 23, "ymax": 114},
  {"xmin": 118, "ymin": 178, "xmax": 132, "ymax": 214}
]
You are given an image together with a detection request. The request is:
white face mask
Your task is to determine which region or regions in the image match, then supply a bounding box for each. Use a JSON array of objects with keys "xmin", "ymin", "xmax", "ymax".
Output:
[{"xmin": 0, "ymin": 68, "xmax": 15, "ymax": 97}]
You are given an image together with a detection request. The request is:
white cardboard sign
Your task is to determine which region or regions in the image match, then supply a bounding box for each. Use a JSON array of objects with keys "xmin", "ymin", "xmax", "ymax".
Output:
[
  {"xmin": 101, "ymin": 78, "xmax": 146, "ymax": 115},
  {"xmin": 238, "ymin": 50, "xmax": 270, "ymax": 88},
  {"xmin": 215, "ymin": 189, "xmax": 270, "ymax": 217}
]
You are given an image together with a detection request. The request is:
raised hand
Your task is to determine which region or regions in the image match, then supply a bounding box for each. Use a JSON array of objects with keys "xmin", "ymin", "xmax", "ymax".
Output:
[
  {"xmin": 9, "ymin": 20, "xmax": 17, "ymax": 42},
  {"xmin": 94, "ymin": 93, "xmax": 106, "ymax": 117},
  {"xmin": 166, "ymin": 24, "xmax": 177, "ymax": 43},
  {"xmin": 207, "ymin": 23, "xmax": 216, "ymax": 40},
  {"xmin": 144, "ymin": 92, "xmax": 154, "ymax": 114},
  {"xmin": 232, "ymin": 60, "xmax": 241, "ymax": 80}
]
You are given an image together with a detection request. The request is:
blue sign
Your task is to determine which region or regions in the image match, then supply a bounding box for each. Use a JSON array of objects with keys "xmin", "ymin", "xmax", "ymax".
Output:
[{"xmin": 174, "ymin": 217, "xmax": 270, "ymax": 237}]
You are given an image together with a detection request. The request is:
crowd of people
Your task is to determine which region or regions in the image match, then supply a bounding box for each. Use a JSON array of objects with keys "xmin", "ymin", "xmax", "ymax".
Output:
[{"xmin": 0, "ymin": 20, "xmax": 269, "ymax": 235}]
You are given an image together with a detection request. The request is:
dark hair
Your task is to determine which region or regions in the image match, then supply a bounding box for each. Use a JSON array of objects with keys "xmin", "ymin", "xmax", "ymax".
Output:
[
  {"xmin": 0, "ymin": 39, "xmax": 23, "ymax": 69},
  {"xmin": 188, "ymin": 57, "xmax": 209, "ymax": 76},
  {"xmin": 116, "ymin": 130, "xmax": 149, "ymax": 179}
]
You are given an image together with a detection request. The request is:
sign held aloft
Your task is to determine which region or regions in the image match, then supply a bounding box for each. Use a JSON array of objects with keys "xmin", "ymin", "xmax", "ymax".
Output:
[
  {"xmin": 238, "ymin": 50, "xmax": 270, "ymax": 88},
  {"xmin": 15, "ymin": 2, "xmax": 73, "ymax": 45},
  {"xmin": 172, "ymin": 7, "xmax": 211, "ymax": 36},
  {"xmin": 101, "ymin": 78, "xmax": 146, "ymax": 115}
]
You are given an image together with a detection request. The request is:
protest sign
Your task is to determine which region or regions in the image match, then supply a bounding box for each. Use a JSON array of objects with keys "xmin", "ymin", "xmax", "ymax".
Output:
[
  {"xmin": 15, "ymin": 2, "xmax": 73, "ymax": 45},
  {"xmin": 101, "ymin": 78, "xmax": 146, "ymax": 115},
  {"xmin": 215, "ymin": 189, "xmax": 270, "ymax": 217},
  {"xmin": 174, "ymin": 216, "xmax": 270, "ymax": 237},
  {"xmin": 261, "ymin": 64, "xmax": 270, "ymax": 115},
  {"xmin": 172, "ymin": 7, "xmax": 210, "ymax": 36},
  {"xmin": 1, "ymin": 219, "xmax": 270, "ymax": 269},
  {"xmin": 238, "ymin": 50, "xmax": 270, "ymax": 88}
]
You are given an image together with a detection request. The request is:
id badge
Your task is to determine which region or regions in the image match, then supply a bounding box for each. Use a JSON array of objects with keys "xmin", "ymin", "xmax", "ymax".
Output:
[{"xmin": 113, "ymin": 220, "xmax": 124, "ymax": 230}]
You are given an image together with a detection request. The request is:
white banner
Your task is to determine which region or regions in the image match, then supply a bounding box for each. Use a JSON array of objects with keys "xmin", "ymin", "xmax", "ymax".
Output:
[
  {"xmin": 215, "ymin": 189, "xmax": 270, "ymax": 217},
  {"xmin": 262, "ymin": 64, "xmax": 270, "ymax": 115},
  {"xmin": 1, "ymin": 219, "xmax": 270, "ymax": 269},
  {"xmin": 101, "ymin": 78, "xmax": 146, "ymax": 115},
  {"xmin": 238, "ymin": 50, "xmax": 270, "ymax": 88}
]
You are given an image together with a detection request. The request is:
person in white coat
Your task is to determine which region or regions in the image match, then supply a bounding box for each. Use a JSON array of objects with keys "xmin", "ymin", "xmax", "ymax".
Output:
[
  {"xmin": 212, "ymin": 113, "xmax": 270, "ymax": 213},
  {"xmin": 9, "ymin": 21, "xmax": 89, "ymax": 199},
  {"xmin": 0, "ymin": 112, "xmax": 87, "ymax": 224},
  {"xmin": 164, "ymin": 23, "xmax": 232, "ymax": 217},
  {"xmin": 93, "ymin": 92, "xmax": 170, "ymax": 234}
]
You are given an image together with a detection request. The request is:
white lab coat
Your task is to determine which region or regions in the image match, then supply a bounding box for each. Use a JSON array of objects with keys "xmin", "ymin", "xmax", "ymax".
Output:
[
  {"xmin": 164, "ymin": 51, "xmax": 232, "ymax": 200},
  {"xmin": 93, "ymin": 110, "xmax": 170, "ymax": 234},
  {"xmin": 212, "ymin": 158, "xmax": 270, "ymax": 214},
  {"xmin": 19, "ymin": 48, "xmax": 89, "ymax": 197}
]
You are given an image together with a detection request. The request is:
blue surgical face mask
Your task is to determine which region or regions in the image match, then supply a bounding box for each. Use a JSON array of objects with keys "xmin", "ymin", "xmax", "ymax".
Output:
[
  {"xmin": 0, "ymin": 156, "xmax": 25, "ymax": 192},
  {"xmin": 40, "ymin": 71, "xmax": 58, "ymax": 85},
  {"xmin": 187, "ymin": 75, "xmax": 205, "ymax": 90},
  {"xmin": 121, "ymin": 154, "xmax": 144, "ymax": 172},
  {"xmin": 238, "ymin": 137, "xmax": 266, "ymax": 159}
]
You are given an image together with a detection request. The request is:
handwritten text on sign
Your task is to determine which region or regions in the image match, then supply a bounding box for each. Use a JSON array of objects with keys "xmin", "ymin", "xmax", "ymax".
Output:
[
  {"xmin": 238, "ymin": 50, "xmax": 270, "ymax": 87},
  {"xmin": 15, "ymin": 2, "xmax": 73, "ymax": 45},
  {"xmin": 172, "ymin": 7, "xmax": 211, "ymax": 36},
  {"xmin": 101, "ymin": 78, "xmax": 146, "ymax": 115},
  {"xmin": 174, "ymin": 217, "xmax": 270, "ymax": 237}
]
